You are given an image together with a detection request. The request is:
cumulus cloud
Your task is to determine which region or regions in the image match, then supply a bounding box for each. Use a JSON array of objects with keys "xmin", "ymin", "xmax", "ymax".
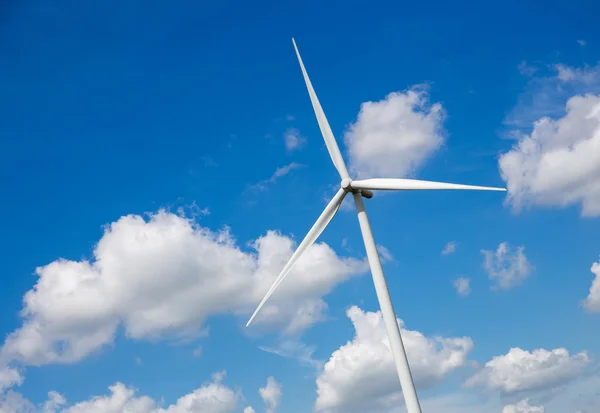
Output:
[
  {"xmin": 259, "ymin": 377, "xmax": 282, "ymax": 413},
  {"xmin": 453, "ymin": 277, "xmax": 471, "ymax": 297},
  {"xmin": 283, "ymin": 128, "xmax": 306, "ymax": 151},
  {"xmin": 0, "ymin": 210, "xmax": 367, "ymax": 367},
  {"xmin": 582, "ymin": 259, "xmax": 600, "ymax": 312},
  {"xmin": 391, "ymin": 374, "xmax": 600, "ymax": 413},
  {"xmin": 500, "ymin": 63, "xmax": 600, "ymax": 216},
  {"xmin": 0, "ymin": 371, "xmax": 239, "ymax": 413},
  {"xmin": 343, "ymin": 86, "xmax": 446, "ymax": 178},
  {"xmin": 314, "ymin": 306, "xmax": 473, "ymax": 413},
  {"xmin": 500, "ymin": 94, "xmax": 600, "ymax": 216},
  {"xmin": 39, "ymin": 391, "xmax": 66, "ymax": 412},
  {"xmin": 0, "ymin": 390, "xmax": 36, "ymax": 413},
  {"xmin": 465, "ymin": 347, "xmax": 591, "ymax": 395},
  {"xmin": 0, "ymin": 366, "xmax": 23, "ymax": 394},
  {"xmin": 481, "ymin": 242, "xmax": 533, "ymax": 290}
]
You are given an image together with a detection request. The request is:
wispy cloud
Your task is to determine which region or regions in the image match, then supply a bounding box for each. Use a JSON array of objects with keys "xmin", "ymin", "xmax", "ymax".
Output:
[
  {"xmin": 192, "ymin": 345, "xmax": 203, "ymax": 357},
  {"xmin": 259, "ymin": 340, "xmax": 323, "ymax": 370},
  {"xmin": 201, "ymin": 155, "xmax": 218, "ymax": 168},
  {"xmin": 377, "ymin": 245, "xmax": 394, "ymax": 263},
  {"xmin": 284, "ymin": 128, "xmax": 306, "ymax": 152},
  {"xmin": 442, "ymin": 241, "xmax": 458, "ymax": 255},
  {"xmin": 517, "ymin": 60, "xmax": 538, "ymax": 77},
  {"xmin": 250, "ymin": 163, "xmax": 305, "ymax": 191},
  {"xmin": 453, "ymin": 277, "xmax": 471, "ymax": 297},
  {"xmin": 504, "ymin": 61, "xmax": 600, "ymax": 133},
  {"xmin": 176, "ymin": 201, "xmax": 210, "ymax": 219}
]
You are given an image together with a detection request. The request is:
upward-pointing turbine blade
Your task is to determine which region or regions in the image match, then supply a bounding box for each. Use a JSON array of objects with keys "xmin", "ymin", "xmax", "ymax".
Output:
[
  {"xmin": 350, "ymin": 178, "xmax": 507, "ymax": 192},
  {"xmin": 292, "ymin": 38, "xmax": 349, "ymax": 180},
  {"xmin": 246, "ymin": 188, "xmax": 347, "ymax": 328}
]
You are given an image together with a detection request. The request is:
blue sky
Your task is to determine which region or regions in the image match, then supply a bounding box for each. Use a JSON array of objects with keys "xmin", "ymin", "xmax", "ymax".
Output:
[{"xmin": 1, "ymin": 1, "xmax": 600, "ymax": 412}]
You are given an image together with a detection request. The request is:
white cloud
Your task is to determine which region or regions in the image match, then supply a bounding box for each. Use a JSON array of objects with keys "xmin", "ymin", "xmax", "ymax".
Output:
[
  {"xmin": 0, "ymin": 210, "xmax": 367, "ymax": 368},
  {"xmin": 314, "ymin": 306, "xmax": 473, "ymax": 413},
  {"xmin": 388, "ymin": 373, "xmax": 600, "ymax": 413},
  {"xmin": 344, "ymin": 86, "xmax": 446, "ymax": 178},
  {"xmin": 376, "ymin": 245, "xmax": 394, "ymax": 262},
  {"xmin": 504, "ymin": 62, "xmax": 600, "ymax": 131},
  {"xmin": 442, "ymin": 241, "xmax": 457, "ymax": 255},
  {"xmin": 0, "ymin": 390, "xmax": 36, "ymax": 413},
  {"xmin": 500, "ymin": 94, "xmax": 600, "ymax": 216},
  {"xmin": 40, "ymin": 391, "xmax": 67, "ymax": 412},
  {"xmin": 465, "ymin": 347, "xmax": 591, "ymax": 395},
  {"xmin": 577, "ymin": 39, "xmax": 587, "ymax": 47},
  {"xmin": 517, "ymin": 61, "xmax": 538, "ymax": 77},
  {"xmin": 259, "ymin": 377, "xmax": 282, "ymax": 413},
  {"xmin": 401, "ymin": 392, "xmax": 498, "ymax": 413},
  {"xmin": 243, "ymin": 407, "xmax": 256, "ymax": 413},
  {"xmin": 502, "ymin": 399, "xmax": 544, "ymax": 413},
  {"xmin": 500, "ymin": 62, "xmax": 600, "ymax": 216},
  {"xmin": 259, "ymin": 339, "xmax": 323, "ymax": 369},
  {"xmin": 582, "ymin": 259, "xmax": 600, "ymax": 312},
  {"xmin": 453, "ymin": 277, "xmax": 471, "ymax": 297},
  {"xmin": 0, "ymin": 371, "xmax": 240, "ymax": 413},
  {"xmin": 554, "ymin": 64, "xmax": 599, "ymax": 84},
  {"xmin": 0, "ymin": 366, "xmax": 23, "ymax": 394},
  {"xmin": 192, "ymin": 346, "xmax": 203, "ymax": 358},
  {"xmin": 250, "ymin": 162, "xmax": 305, "ymax": 191},
  {"xmin": 481, "ymin": 242, "xmax": 533, "ymax": 290},
  {"xmin": 283, "ymin": 128, "xmax": 306, "ymax": 151}
]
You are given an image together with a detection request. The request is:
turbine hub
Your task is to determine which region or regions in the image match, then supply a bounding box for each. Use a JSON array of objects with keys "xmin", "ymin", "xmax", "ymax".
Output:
[{"xmin": 341, "ymin": 178, "xmax": 352, "ymax": 191}]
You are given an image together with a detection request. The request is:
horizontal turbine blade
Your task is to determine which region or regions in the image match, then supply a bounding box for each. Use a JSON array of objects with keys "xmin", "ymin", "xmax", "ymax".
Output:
[
  {"xmin": 246, "ymin": 188, "xmax": 347, "ymax": 328},
  {"xmin": 292, "ymin": 38, "xmax": 349, "ymax": 180},
  {"xmin": 350, "ymin": 178, "xmax": 507, "ymax": 192}
]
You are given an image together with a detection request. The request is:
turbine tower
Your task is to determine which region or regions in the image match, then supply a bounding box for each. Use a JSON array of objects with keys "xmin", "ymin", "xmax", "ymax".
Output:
[{"xmin": 246, "ymin": 39, "xmax": 506, "ymax": 413}]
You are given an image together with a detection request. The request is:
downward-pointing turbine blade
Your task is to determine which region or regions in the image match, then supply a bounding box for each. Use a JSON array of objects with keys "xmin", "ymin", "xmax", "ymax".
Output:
[
  {"xmin": 246, "ymin": 188, "xmax": 347, "ymax": 328},
  {"xmin": 292, "ymin": 38, "xmax": 349, "ymax": 180},
  {"xmin": 350, "ymin": 178, "xmax": 507, "ymax": 192}
]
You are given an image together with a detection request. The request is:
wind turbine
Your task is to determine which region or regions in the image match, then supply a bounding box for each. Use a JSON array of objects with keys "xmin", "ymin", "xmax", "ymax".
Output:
[{"xmin": 246, "ymin": 39, "xmax": 506, "ymax": 413}]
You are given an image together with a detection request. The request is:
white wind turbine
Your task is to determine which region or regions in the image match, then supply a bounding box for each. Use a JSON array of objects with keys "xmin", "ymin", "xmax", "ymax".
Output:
[{"xmin": 246, "ymin": 39, "xmax": 506, "ymax": 413}]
